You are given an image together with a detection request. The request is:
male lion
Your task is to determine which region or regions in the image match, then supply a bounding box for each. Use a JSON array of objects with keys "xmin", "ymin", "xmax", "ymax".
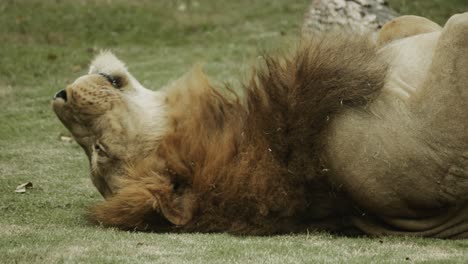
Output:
[{"xmin": 52, "ymin": 14, "xmax": 468, "ymax": 238}]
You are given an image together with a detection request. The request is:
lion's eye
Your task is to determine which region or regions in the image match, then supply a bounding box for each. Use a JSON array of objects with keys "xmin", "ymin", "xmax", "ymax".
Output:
[
  {"xmin": 94, "ymin": 143, "xmax": 109, "ymax": 157},
  {"xmin": 99, "ymin": 73, "xmax": 123, "ymax": 89}
]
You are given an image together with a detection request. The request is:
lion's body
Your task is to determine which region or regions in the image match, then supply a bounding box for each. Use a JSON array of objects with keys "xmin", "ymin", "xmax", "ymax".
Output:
[
  {"xmin": 53, "ymin": 14, "xmax": 468, "ymax": 238},
  {"xmin": 328, "ymin": 30, "xmax": 468, "ymax": 237}
]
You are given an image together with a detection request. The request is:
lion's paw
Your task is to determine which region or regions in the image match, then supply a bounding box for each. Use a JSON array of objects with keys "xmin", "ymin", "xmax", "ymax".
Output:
[{"xmin": 443, "ymin": 12, "xmax": 468, "ymax": 45}]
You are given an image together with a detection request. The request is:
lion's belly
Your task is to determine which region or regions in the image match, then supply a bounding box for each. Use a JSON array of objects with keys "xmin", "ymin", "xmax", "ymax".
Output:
[{"xmin": 323, "ymin": 31, "xmax": 463, "ymax": 217}]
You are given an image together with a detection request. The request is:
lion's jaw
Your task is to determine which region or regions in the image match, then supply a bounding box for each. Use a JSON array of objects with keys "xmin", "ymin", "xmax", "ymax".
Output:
[{"xmin": 52, "ymin": 52, "xmax": 167, "ymax": 198}]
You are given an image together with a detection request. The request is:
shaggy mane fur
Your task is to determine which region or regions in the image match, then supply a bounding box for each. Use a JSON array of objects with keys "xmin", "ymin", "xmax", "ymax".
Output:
[{"xmin": 91, "ymin": 33, "xmax": 388, "ymax": 235}]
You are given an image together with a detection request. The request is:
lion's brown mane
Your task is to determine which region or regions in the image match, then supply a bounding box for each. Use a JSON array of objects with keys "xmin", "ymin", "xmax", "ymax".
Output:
[{"xmin": 90, "ymin": 33, "xmax": 388, "ymax": 235}]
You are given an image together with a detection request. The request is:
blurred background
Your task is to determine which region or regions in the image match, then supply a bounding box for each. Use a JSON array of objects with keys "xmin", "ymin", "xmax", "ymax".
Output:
[{"xmin": 1, "ymin": 0, "xmax": 467, "ymax": 89}]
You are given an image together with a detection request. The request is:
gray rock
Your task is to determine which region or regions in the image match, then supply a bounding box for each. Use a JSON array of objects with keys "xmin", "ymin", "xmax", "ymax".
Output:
[{"xmin": 303, "ymin": 0, "xmax": 399, "ymax": 33}]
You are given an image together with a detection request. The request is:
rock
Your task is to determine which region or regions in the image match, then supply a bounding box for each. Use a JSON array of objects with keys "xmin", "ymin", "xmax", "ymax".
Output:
[{"xmin": 303, "ymin": 0, "xmax": 399, "ymax": 33}]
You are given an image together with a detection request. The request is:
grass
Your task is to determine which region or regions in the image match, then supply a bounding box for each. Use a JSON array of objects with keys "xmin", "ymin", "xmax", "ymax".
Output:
[
  {"xmin": 0, "ymin": 0, "xmax": 467, "ymax": 263},
  {"xmin": 388, "ymin": 0, "xmax": 468, "ymax": 24}
]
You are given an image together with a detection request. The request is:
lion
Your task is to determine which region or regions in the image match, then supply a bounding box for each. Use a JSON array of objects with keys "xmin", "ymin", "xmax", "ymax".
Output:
[{"xmin": 52, "ymin": 13, "xmax": 468, "ymax": 238}]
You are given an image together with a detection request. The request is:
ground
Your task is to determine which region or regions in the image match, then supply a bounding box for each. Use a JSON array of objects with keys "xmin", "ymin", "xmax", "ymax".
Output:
[{"xmin": 1, "ymin": 0, "xmax": 468, "ymax": 263}]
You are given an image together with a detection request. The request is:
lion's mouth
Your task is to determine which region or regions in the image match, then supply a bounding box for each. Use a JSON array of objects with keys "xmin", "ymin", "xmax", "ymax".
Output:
[
  {"xmin": 52, "ymin": 97, "xmax": 94, "ymax": 160},
  {"xmin": 52, "ymin": 88, "xmax": 70, "ymax": 122},
  {"xmin": 52, "ymin": 90, "xmax": 90, "ymax": 140}
]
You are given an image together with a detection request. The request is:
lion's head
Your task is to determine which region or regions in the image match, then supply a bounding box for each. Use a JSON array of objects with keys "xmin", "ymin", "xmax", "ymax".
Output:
[{"xmin": 52, "ymin": 52, "xmax": 167, "ymax": 198}]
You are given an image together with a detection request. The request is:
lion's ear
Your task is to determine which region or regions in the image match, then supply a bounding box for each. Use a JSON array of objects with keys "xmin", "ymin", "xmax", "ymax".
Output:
[
  {"xmin": 90, "ymin": 173, "xmax": 196, "ymax": 230},
  {"xmin": 157, "ymin": 186, "xmax": 196, "ymax": 226},
  {"xmin": 145, "ymin": 173, "xmax": 196, "ymax": 226},
  {"xmin": 89, "ymin": 51, "xmax": 128, "ymax": 76}
]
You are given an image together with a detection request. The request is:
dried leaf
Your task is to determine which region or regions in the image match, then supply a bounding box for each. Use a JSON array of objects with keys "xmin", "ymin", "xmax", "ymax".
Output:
[
  {"xmin": 58, "ymin": 132, "xmax": 74, "ymax": 143},
  {"xmin": 60, "ymin": 136, "xmax": 73, "ymax": 143},
  {"xmin": 15, "ymin": 182, "xmax": 33, "ymax": 193}
]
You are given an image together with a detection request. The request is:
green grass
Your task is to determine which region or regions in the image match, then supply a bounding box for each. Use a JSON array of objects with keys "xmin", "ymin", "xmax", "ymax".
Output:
[
  {"xmin": 1, "ymin": 0, "xmax": 467, "ymax": 263},
  {"xmin": 388, "ymin": 0, "xmax": 468, "ymax": 24}
]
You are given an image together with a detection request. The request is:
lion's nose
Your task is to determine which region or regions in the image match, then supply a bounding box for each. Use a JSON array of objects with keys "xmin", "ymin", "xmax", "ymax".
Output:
[{"xmin": 54, "ymin": 89, "xmax": 67, "ymax": 102}]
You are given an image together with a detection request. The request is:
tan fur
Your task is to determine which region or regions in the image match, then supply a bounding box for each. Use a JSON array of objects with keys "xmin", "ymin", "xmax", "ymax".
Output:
[
  {"xmin": 377, "ymin": 15, "xmax": 442, "ymax": 46},
  {"xmin": 53, "ymin": 14, "xmax": 468, "ymax": 238}
]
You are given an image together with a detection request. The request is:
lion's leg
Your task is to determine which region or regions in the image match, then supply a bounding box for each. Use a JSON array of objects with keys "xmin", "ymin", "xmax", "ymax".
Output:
[
  {"xmin": 377, "ymin": 15, "xmax": 442, "ymax": 46},
  {"xmin": 411, "ymin": 13, "xmax": 468, "ymax": 200},
  {"xmin": 412, "ymin": 13, "xmax": 468, "ymax": 142}
]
